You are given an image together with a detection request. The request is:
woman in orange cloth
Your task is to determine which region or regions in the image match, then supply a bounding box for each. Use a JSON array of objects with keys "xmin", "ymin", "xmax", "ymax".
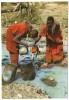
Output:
[
  {"xmin": 34, "ymin": 16, "xmax": 63, "ymax": 67},
  {"xmin": 6, "ymin": 22, "xmax": 32, "ymax": 65}
]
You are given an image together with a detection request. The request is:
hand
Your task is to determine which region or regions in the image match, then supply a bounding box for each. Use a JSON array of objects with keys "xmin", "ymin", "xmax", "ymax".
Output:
[
  {"xmin": 56, "ymin": 38, "xmax": 63, "ymax": 43},
  {"xmin": 21, "ymin": 42, "xmax": 28, "ymax": 49},
  {"xmin": 24, "ymin": 43, "xmax": 28, "ymax": 49}
]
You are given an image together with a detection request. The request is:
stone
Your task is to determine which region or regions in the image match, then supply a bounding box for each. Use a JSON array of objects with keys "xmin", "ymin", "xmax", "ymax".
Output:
[
  {"xmin": 17, "ymin": 94, "xmax": 22, "ymax": 99},
  {"xmin": 36, "ymin": 89, "xmax": 43, "ymax": 94},
  {"xmin": 41, "ymin": 76, "xmax": 57, "ymax": 87}
]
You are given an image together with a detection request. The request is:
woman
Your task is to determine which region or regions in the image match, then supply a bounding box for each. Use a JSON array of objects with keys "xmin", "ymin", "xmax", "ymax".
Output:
[
  {"xmin": 34, "ymin": 16, "xmax": 63, "ymax": 67},
  {"xmin": 6, "ymin": 22, "xmax": 32, "ymax": 65}
]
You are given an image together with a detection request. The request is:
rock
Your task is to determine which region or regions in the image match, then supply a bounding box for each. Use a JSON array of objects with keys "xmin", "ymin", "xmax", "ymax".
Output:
[
  {"xmin": 36, "ymin": 88, "xmax": 49, "ymax": 98},
  {"xmin": 17, "ymin": 94, "xmax": 22, "ymax": 99},
  {"xmin": 41, "ymin": 89, "xmax": 46, "ymax": 94},
  {"xmin": 48, "ymin": 76, "xmax": 54, "ymax": 81},
  {"xmin": 36, "ymin": 88, "xmax": 42, "ymax": 94},
  {"xmin": 41, "ymin": 76, "xmax": 57, "ymax": 87}
]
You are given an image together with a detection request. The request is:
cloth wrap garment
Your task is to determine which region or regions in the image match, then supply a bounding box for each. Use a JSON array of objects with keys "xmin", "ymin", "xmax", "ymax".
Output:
[
  {"xmin": 39, "ymin": 23, "xmax": 63, "ymax": 63},
  {"xmin": 6, "ymin": 23, "xmax": 28, "ymax": 64}
]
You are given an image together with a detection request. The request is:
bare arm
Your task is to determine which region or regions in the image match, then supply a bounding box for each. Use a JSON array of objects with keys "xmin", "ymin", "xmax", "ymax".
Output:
[
  {"xmin": 13, "ymin": 33, "xmax": 28, "ymax": 48},
  {"xmin": 34, "ymin": 35, "xmax": 41, "ymax": 44}
]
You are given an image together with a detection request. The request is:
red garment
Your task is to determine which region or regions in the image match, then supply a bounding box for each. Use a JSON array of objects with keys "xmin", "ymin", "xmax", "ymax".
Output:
[
  {"xmin": 9, "ymin": 52, "xmax": 19, "ymax": 64},
  {"xmin": 6, "ymin": 23, "xmax": 28, "ymax": 53},
  {"xmin": 40, "ymin": 24, "xmax": 63, "ymax": 63}
]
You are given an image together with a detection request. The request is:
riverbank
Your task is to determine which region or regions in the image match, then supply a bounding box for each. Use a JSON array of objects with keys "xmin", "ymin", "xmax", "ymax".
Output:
[
  {"xmin": 2, "ymin": 83, "xmax": 49, "ymax": 99},
  {"xmin": 2, "ymin": 65, "xmax": 68, "ymax": 99}
]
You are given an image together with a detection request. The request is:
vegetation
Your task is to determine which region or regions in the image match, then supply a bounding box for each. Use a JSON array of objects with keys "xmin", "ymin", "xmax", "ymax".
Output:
[
  {"xmin": 1, "ymin": 2, "xmax": 43, "ymax": 26},
  {"xmin": 1, "ymin": 2, "xmax": 68, "ymax": 43}
]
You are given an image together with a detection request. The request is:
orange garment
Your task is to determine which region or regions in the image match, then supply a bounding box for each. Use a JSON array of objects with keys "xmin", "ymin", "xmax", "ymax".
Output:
[
  {"xmin": 6, "ymin": 23, "xmax": 28, "ymax": 53},
  {"xmin": 9, "ymin": 52, "xmax": 19, "ymax": 65},
  {"xmin": 40, "ymin": 24, "xmax": 63, "ymax": 63},
  {"xmin": 6, "ymin": 23, "xmax": 28, "ymax": 64}
]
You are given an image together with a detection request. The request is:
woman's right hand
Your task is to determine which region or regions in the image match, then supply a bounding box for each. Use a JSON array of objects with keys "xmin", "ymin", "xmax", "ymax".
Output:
[{"xmin": 55, "ymin": 37, "xmax": 63, "ymax": 44}]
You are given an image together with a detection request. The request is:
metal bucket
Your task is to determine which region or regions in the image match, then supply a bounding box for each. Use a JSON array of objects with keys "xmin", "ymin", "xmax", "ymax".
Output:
[
  {"xmin": 2, "ymin": 63, "xmax": 17, "ymax": 83},
  {"xmin": 19, "ymin": 57, "xmax": 36, "ymax": 80}
]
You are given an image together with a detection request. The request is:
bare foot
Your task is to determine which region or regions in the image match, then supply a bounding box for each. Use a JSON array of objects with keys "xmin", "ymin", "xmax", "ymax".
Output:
[
  {"xmin": 40, "ymin": 63, "xmax": 48, "ymax": 68},
  {"xmin": 46, "ymin": 64, "xmax": 55, "ymax": 68},
  {"xmin": 40, "ymin": 63, "xmax": 54, "ymax": 69},
  {"xmin": 61, "ymin": 57, "xmax": 68, "ymax": 66}
]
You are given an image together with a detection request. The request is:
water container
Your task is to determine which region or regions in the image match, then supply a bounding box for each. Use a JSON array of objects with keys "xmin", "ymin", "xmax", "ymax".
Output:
[
  {"xmin": 2, "ymin": 63, "xmax": 17, "ymax": 83},
  {"xmin": 19, "ymin": 57, "xmax": 36, "ymax": 80}
]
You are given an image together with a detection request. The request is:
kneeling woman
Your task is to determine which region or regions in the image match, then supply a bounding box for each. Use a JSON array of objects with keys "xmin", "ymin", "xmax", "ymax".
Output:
[{"xmin": 34, "ymin": 16, "xmax": 63, "ymax": 67}]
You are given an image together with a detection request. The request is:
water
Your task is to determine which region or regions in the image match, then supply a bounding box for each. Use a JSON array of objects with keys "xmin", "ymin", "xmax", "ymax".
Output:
[{"xmin": 2, "ymin": 42, "xmax": 68, "ymax": 98}]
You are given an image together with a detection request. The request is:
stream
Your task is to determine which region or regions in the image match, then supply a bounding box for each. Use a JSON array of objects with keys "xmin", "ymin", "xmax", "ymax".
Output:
[{"xmin": 2, "ymin": 40, "xmax": 68, "ymax": 98}]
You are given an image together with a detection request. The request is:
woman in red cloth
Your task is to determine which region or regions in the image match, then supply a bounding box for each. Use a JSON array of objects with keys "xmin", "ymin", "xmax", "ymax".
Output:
[
  {"xmin": 6, "ymin": 22, "xmax": 32, "ymax": 65},
  {"xmin": 34, "ymin": 16, "xmax": 63, "ymax": 67}
]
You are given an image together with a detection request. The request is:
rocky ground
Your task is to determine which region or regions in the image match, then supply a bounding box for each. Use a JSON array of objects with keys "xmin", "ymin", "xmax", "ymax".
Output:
[{"xmin": 2, "ymin": 83, "xmax": 49, "ymax": 99}]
